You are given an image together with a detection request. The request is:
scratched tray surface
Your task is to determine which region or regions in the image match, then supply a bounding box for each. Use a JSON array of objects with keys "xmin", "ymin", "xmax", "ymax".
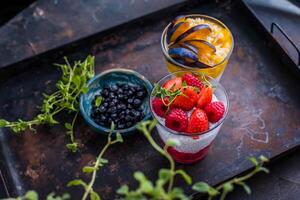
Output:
[{"xmin": 0, "ymin": 1, "xmax": 300, "ymax": 199}]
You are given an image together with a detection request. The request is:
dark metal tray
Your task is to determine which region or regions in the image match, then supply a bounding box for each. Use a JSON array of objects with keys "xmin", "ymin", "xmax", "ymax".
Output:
[{"xmin": 0, "ymin": 0, "xmax": 300, "ymax": 199}]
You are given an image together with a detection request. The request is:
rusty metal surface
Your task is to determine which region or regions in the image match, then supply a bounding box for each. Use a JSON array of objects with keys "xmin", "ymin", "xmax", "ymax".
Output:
[
  {"xmin": 0, "ymin": 0, "xmax": 300, "ymax": 199},
  {"xmin": 0, "ymin": 0, "xmax": 186, "ymax": 69},
  {"xmin": 229, "ymin": 148, "xmax": 300, "ymax": 200}
]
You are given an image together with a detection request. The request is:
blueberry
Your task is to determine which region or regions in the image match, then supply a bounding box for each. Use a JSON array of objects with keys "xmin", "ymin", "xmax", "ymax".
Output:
[
  {"xmin": 117, "ymin": 94, "xmax": 124, "ymax": 100},
  {"xmin": 137, "ymin": 91, "xmax": 146, "ymax": 98},
  {"xmin": 110, "ymin": 101, "xmax": 116, "ymax": 107},
  {"xmin": 102, "ymin": 89, "xmax": 109, "ymax": 97},
  {"xmin": 111, "ymin": 113, "xmax": 118, "ymax": 119},
  {"xmin": 127, "ymin": 98, "xmax": 133, "ymax": 104},
  {"xmin": 98, "ymin": 106, "xmax": 106, "ymax": 113},
  {"xmin": 117, "ymin": 123, "xmax": 125, "ymax": 129},
  {"xmin": 125, "ymin": 115, "xmax": 132, "ymax": 122},
  {"xmin": 127, "ymin": 104, "xmax": 133, "ymax": 109},
  {"xmin": 122, "ymin": 84, "xmax": 129, "ymax": 90},
  {"xmin": 133, "ymin": 99, "xmax": 142, "ymax": 107},
  {"xmin": 126, "ymin": 121, "xmax": 133, "ymax": 127},
  {"xmin": 128, "ymin": 90, "xmax": 133, "ymax": 96},
  {"xmin": 117, "ymin": 88, "xmax": 123, "ymax": 93},
  {"xmin": 100, "ymin": 115, "xmax": 107, "ymax": 122},
  {"xmin": 117, "ymin": 104, "xmax": 126, "ymax": 110},
  {"xmin": 110, "ymin": 84, "xmax": 118, "ymax": 92},
  {"xmin": 109, "ymin": 106, "xmax": 117, "ymax": 113},
  {"xmin": 103, "ymin": 102, "xmax": 109, "ymax": 107}
]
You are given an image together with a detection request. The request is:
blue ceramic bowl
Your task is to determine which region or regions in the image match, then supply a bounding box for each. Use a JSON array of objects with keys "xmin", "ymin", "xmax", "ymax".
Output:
[{"xmin": 80, "ymin": 68, "xmax": 153, "ymax": 135}]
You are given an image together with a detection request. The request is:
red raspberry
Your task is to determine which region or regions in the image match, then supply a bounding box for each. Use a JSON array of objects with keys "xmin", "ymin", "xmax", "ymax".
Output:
[
  {"xmin": 151, "ymin": 97, "xmax": 168, "ymax": 117},
  {"xmin": 182, "ymin": 73, "xmax": 204, "ymax": 89},
  {"xmin": 165, "ymin": 108, "xmax": 188, "ymax": 132},
  {"xmin": 204, "ymin": 101, "xmax": 225, "ymax": 123}
]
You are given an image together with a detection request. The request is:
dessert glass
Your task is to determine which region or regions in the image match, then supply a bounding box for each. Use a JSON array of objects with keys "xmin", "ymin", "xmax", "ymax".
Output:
[
  {"xmin": 161, "ymin": 14, "xmax": 234, "ymax": 81},
  {"xmin": 150, "ymin": 71, "xmax": 229, "ymax": 164}
]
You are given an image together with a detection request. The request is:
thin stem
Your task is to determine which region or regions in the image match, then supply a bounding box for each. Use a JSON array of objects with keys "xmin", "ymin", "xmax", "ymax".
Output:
[
  {"xmin": 69, "ymin": 111, "xmax": 79, "ymax": 143},
  {"xmin": 139, "ymin": 123, "xmax": 175, "ymax": 193},
  {"xmin": 81, "ymin": 133, "xmax": 113, "ymax": 200}
]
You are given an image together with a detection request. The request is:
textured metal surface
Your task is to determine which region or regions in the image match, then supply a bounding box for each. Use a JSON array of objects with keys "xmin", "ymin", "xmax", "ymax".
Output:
[
  {"xmin": 229, "ymin": 148, "xmax": 300, "ymax": 200},
  {"xmin": 0, "ymin": 0, "xmax": 186, "ymax": 69},
  {"xmin": 0, "ymin": 0, "xmax": 300, "ymax": 199}
]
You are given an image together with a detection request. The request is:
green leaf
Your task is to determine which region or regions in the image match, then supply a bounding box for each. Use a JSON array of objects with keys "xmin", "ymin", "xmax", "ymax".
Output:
[
  {"xmin": 0, "ymin": 119, "xmax": 8, "ymax": 127},
  {"xmin": 159, "ymin": 169, "xmax": 172, "ymax": 182},
  {"xmin": 248, "ymin": 157, "xmax": 259, "ymax": 166},
  {"xmin": 192, "ymin": 182, "xmax": 219, "ymax": 196},
  {"xmin": 259, "ymin": 167, "xmax": 270, "ymax": 174},
  {"xmin": 66, "ymin": 143, "xmax": 78, "ymax": 152},
  {"xmin": 166, "ymin": 138, "xmax": 181, "ymax": 147},
  {"xmin": 64, "ymin": 123, "xmax": 72, "ymax": 130},
  {"xmin": 170, "ymin": 187, "xmax": 189, "ymax": 200},
  {"xmin": 82, "ymin": 166, "xmax": 96, "ymax": 174},
  {"xmin": 24, "ymin": 190, "xmax": 39, "ymax": 200},
  {"xmin": 134, "ymin": 171, "xmax": 154, "ymax": 193},
  {"xmin": 90, "ymin": 191, "xmax": 101, "ymax": 200},
  {"xmin": 237, "ymin": 182, "xmax": 251, "ymax": 194},
  {"xmin": 115, "ymin": 132, "xmax": 123, "ymax": 143},
  {"xmin": 99, "ymin": 158, "xmax": 108, "ymax": 164},
  {"xmin": 259, "ymin": 155, "xmax": 269, "ymax": 163},
  {"xmin": 117, "ymin": 185, "xmax": 129, "ymax": 195},
  {"xmin": 110, "ymin": 122, "xmax": 115, "ymax": 131},
  {"xmin": 175, "ymin": 169, "xmax": 192, "ymax": 184},
  {"xmin": 72, "ymin": 75, "xmax": 82, "ymax": 88},
  {"xmin": 95, "ymin": 96, "xmax": 102, "ymax": 107},
  {"xmin": 81, "ymin": 86, "xmax": 89, "ymax": 93},
  {"xmin": 67, "ymin": 179, "xmax": 87, "ymax": 188},
  {"xmin": 223, "ymin": 182, "xmax": 234, "ymax": 192}
]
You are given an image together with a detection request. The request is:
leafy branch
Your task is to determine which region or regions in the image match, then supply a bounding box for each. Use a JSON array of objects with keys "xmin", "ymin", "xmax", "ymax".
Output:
[
  {"xmin": 192, "ymin": 155, "xmax": 269, "ymax": 200},
  {"xmin": 0, "ymin": 55, "xmax": 95, "ymax": 152},
  {"xmin": 117, "ymin": 119, "xmax": 269, "ymax": 200},
  {"xmin": 4, "ymin": 190, "xmax": 70, "ymax": 200},
  {"xmin": 68, "ymin": 123, "xmax": 123, "ymax": 200},
  {"xmin": 117, "ymin": 119, "xmax": 192, "ymax": 200}
]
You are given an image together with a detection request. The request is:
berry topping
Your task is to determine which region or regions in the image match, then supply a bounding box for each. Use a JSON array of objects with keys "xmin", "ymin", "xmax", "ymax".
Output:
[
  {"xmin": 172, "ymin": 86, "xmax": 198, "ymax": 111},
  {"xmin": 162, "ymin": 77, "xmax": 182, "ymax": 91},
  {"xmin": 91, "ymin": 83, "xmax": 147, "ymax": 129},
  {"xmin": 151, "ymin": 97, "xmax": 169, "ymax": 117},
  {"xmin": 182, "ymin": 73, "xmax": 204, "ymax": 89},
  {"xmin": 165, "ymin": 108, "xmax": 188, "ymax": 132},
  {"xmin": 204, "ymin": 101, "xmax": 225, "ymax": 123},
  {"xmin": 197, "ymin": 86, "xmax": 212, "ymax": 108},
  {"xmin": 187, "ymin": 108, "xmax": 209, "ymax": 133}
]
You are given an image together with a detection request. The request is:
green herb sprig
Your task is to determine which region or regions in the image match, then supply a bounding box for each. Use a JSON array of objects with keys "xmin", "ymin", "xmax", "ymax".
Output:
[
  {"xmin": 4, "ymin": 190, "xmax": 70, "ymax": 200},
  {"xmin": 0, "ymin": 55, "xmax": 95, "ymax": 152},
  {"xmin": 117, "ymin": 119, "xmax": 192, "ymax": 200},
  {"xmin": 192, "ymin": 155, "xmax": 269, "ymax": 200},
  {"xmin": 68, "ymin": 122, "xmax": 123, "ymax": 200},
  {"xmin": 117, "ymin": 120, "xmax": 269, "ymax": 200}
]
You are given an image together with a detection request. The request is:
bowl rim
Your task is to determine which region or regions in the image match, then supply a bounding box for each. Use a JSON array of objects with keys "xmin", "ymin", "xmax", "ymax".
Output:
[
  {"xmin": 161, "ymin": 14, "xmax": 234, "ymax": 69},
  {"xmin": 150, "ymin": 70, "xmax": 229, "ymax": 136},
  {"xmin": 80, "ymin": 68, "xmax": 153, "ymax": 134}
]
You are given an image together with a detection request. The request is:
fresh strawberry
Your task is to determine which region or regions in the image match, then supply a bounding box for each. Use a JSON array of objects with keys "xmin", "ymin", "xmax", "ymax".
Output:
[
  {"xmin": 187, "ymin": 108, "xmax": 209, "ymax": 133},
  {"xmin": 204, "ymin": 101, "xmax": 225, "ymax": 123},
  {"xmin": 197, "ymin": 86, "xmax": 212, "ymax": 108},
  {"xmin": 165, "ymin": 108, "xmax": 188, "ymax": 132},
  {"xmin": 182, "ymin": 73, "xmax": 204, "ymax": 89},
  {"xmin": 172, "ymin": 86, "xmax": 198, "ymax": 111},
  {"xmin": 163, "ymin": 77, "xmax": 182, "ymax": 91},
  {"xmin": 151, "ymin": 97, "xmax": 169, "ymax": 117}
]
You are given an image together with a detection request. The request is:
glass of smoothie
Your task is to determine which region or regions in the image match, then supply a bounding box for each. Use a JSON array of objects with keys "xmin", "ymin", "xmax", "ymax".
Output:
[
  {"xmin": 150, "ymin": 71, "xmax": 229, "ymax": 164},
  {"xmin": 161, "ymin": 14, "xmax": 234, "ymax": 81}
]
